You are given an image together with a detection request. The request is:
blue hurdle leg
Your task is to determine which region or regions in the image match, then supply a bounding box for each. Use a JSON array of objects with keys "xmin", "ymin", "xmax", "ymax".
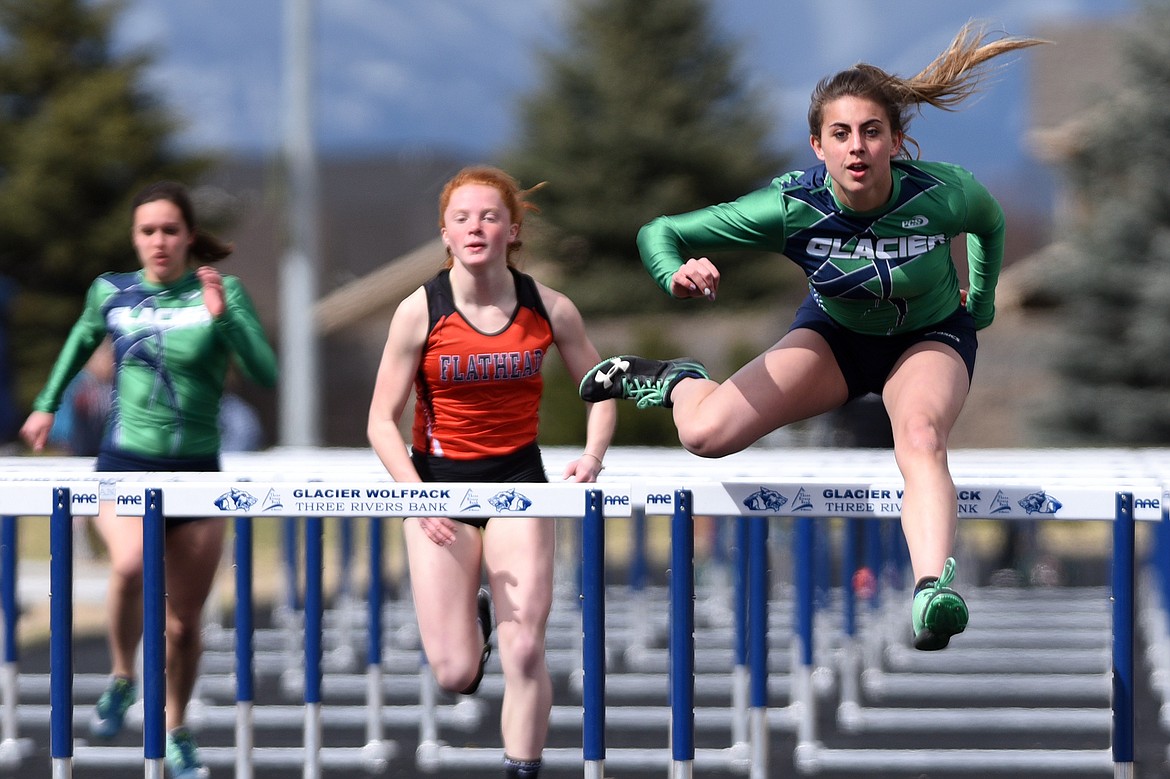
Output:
[
  {"xmin": 581, "ymin": 490, "xmax": 605, "ymax": 779},
  {"xmin": 142, "ymin": 490, "xmax": 166, "ymax": 778},
  {"xmin": 234, "ymin": 515, "xmax": 255, "ymax": 779},
  {"xmin": 669, "ymin": 490, "xmax": 695, "ymax": 777},
  {"xmin": 1112, "ymin": 491, "xmax": 1135, "ymax": 772},
  {"xmin": 49, "ymin": 489, "xmax": 74, "ymax": 777}
]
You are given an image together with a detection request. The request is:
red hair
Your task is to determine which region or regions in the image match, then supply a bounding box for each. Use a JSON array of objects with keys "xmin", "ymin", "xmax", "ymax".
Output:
[{"xmin": 438, "ymin": 166, "xmax": 543, "ymax": 267}]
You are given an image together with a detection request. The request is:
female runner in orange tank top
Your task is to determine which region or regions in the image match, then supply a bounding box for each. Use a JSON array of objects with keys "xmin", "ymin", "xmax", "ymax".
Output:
[{"xmin": 368, "ymin": 166, "xmax": 616, "ymax": 779}]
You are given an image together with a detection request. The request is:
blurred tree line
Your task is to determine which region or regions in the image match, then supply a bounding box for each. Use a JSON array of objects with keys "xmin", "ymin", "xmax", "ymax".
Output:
[{"xmin": 1035, "ymin": 1, "xmax": 1170, "ymax": 445}]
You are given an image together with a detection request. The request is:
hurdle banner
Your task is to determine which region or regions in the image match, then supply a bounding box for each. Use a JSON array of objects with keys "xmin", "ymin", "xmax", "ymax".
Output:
[
  {"xmin": 112, "ymin": 481, "xmax": 634, "ymax": 519},
  {"xmin": 633, "ymin": 479, "xmax": 1161, "ymax": 521}
]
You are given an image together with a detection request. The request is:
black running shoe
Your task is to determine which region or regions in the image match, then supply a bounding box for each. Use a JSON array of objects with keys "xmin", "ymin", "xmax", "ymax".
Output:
[
  {"xmin": 459, "ymin": 587, "xmax": 493, "ymax": 695},
  {"xmin": 578, "ymin": 355, "xmax": 710, "ymax": 408}
]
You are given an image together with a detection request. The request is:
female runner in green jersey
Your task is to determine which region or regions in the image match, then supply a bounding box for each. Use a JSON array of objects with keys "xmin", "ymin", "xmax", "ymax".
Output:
[
  {"xmin": 21, "ymin": 181, "xmax": 277, "ymax": 777},
  {"xmin": 581, "ymin": 24, "xmax": 1047, "ymax": 651}
]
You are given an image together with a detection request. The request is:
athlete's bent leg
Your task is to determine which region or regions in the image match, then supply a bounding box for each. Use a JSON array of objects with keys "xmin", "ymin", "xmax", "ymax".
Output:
[
  {"xmin": 483, "ymin": 517, "xmax": 555, "ymax": 762},
  {"xmin": 670, "ymin": 329, "xmax": 849, "ymax": 457},
  {"xmin": 403, "ymin": 519, "xmax": 486, "ymax": 693}
]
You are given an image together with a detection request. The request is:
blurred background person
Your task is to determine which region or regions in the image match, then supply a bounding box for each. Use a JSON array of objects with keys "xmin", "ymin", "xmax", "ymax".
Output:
[{"xmin": 19, "ymin": 180, "xmax": 278, "ymax": 779}]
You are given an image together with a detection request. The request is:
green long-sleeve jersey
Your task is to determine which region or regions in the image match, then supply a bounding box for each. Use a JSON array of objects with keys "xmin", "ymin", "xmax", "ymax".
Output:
[
  {"xmin": 637, "ymin": 160, "xmax": 1005, "ymax": 335},
  {"xmin": 33, "ymin": 269, "xmax": 278, "ymax": 458}
]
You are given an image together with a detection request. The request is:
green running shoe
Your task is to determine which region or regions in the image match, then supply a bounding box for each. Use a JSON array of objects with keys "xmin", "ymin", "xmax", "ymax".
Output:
[
  {"xmin": 578, "ymin": 355, "xmax": 710, "ymax": 409},
  {"xmin": 911, "ymin": 557, "xmax": 968, "ymax": 651},
  {"xmin": 89, "ymin": 675, "xmax": 136, "ymax": 740},
  {"xmin": 165, "ymin": 727, "xmax": 210, "ymax": 779}
]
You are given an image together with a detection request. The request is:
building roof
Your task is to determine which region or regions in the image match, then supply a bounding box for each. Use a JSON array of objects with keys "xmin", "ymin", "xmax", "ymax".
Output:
[{"xmin": 313, "ymin": 237, "xmax": 444, "ymax": 335}]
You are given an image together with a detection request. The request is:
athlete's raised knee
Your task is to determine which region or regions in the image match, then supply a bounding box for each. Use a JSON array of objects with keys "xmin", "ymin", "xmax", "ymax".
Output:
[{"xmin": 676, "ymin": 420, "xmax": 740, "ymax": 459}]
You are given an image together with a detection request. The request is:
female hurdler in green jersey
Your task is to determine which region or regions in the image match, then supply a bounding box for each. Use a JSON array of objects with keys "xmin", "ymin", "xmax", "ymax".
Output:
[
  {"xmin": 581, "ymin": 24, "xmax": 1047, "ymax": 651},
  {"xmin": 21, "ymin": 181, "xmax": 277, "ymax": 778}
]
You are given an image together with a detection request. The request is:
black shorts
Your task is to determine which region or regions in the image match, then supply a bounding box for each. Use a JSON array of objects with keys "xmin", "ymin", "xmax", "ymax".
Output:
[
  {"xmin": 789, "ymin": 294, "xmax": 978, "ymax": 401},
  {"xmin": 410, "ymin": 441, "xmax": 548, "ymax": 529},
  {"xmin": 96, "ymin": 448, "xmax": 221, "ymax": 527}
]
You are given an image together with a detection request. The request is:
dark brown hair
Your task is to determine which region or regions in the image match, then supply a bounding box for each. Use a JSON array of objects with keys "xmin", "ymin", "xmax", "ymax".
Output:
[{"xmin": 132, "ymin": 180, "xmax": 234, "ymax": 262}]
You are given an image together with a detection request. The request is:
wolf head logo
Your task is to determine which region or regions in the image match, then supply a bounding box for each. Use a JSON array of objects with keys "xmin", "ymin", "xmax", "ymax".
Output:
[
  {"xmin": 1018, "ymin": 491, "xmax": 1062, "ymax": 515},
  {"xmin": 743, "ymin": 486, "xmax": 788, "ymax": 512},
  {"xmin": 214, "ymin": 488, "xmax": 258, "ymax": 512},
  {"xmin": 489, "ymin": 488, "xmax": 533, "ymax": 512}
]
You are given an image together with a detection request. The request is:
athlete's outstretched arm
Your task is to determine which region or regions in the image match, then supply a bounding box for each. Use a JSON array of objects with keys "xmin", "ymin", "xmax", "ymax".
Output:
[
  {"xmin": 636, "ymin": 185, "xmax": 789, "ymax": 296},
  {"xmin": 538, "ymin": 283, "xmax": 616, "ymax": 483}
]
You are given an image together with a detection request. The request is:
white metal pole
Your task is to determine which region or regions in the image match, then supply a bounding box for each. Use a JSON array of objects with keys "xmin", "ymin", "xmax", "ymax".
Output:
[{"xmin": 279, "ymin": 0, "xmax": 321, "ymax": 446}]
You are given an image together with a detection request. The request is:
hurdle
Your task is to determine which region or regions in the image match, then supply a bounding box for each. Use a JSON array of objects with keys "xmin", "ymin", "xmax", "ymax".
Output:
[
  {"xmin": 0, "ymin": 476, "xmax": 101, "ymax": 776},
  {"xmin": 3, "ymin": 448, "xmax": 1169, "ymax": 777},
  {"xmin": 0, "ymin": 514, "xmax": 34, "ymax": 768},
  {"xmin": 23, "ymin": 473, "xmax": 753, "ymax": 778},
  {"xmin": 35, "ymin": 478, "xmax": 643, "ymax": 778},
  {"xmin": 605, "ymin": 472, "xmax": 1156, "ymax": 777},
  {"xmin": 787, "ymin": 483, "xmax": 1146, "ymax": 776}
]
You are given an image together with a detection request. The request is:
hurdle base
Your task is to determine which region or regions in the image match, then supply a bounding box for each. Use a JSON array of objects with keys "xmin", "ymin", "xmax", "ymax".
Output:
[
  {"xmin": 793, "ymin": 741, "xmax": 1115, "ymax": 774},
  {"xmin": 836, "ymin": 701, "xmax": 1111, "ymax": 734},
  {"xmin": 0, "ymin": 736, "xmax": 35, "ymax": 768},
  {"xmin": 415, "ymin": 743, "xmax": 751, "ymax": 773},
  {"xmin": 75, "ymin": 743, "xmax": 396, "ymax": 772}
]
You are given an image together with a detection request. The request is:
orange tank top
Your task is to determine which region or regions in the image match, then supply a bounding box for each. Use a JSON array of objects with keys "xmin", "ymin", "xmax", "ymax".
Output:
[{"xmin": 411, "ymin": 268, "xmax": 553, "ymax": 459}]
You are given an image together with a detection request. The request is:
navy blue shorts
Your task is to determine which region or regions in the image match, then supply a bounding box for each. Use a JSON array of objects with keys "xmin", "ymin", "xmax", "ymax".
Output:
[
  {"xmin": 411, "ymin": 442, "xmax": 548, "ymax": 529},
  {"xmin": 789, "ymin": 295, "xmax": 978, "ymax": 401},
  {"xmin": 96, "ymin": 448, "xmax": 221, "ymax": 527}
]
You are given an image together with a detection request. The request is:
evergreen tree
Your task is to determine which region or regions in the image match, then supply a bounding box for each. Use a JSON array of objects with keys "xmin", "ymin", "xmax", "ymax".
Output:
[
  {"xmin": 502, "ymin": 0, "xmax": 790, "ymax": 314},
  {"xmin": 1036, "ymin": 4, "xmax": 1170, "ymax": 444},
  {"xmin": 0, "ymin": 0, "xmax": 206, "ymax": 410}
]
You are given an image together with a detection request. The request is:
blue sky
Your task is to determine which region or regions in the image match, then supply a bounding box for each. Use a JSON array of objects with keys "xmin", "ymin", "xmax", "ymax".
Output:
[{"xmin": 114, "ymin": 0, "xmax": 1137, "ymax": 199}]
